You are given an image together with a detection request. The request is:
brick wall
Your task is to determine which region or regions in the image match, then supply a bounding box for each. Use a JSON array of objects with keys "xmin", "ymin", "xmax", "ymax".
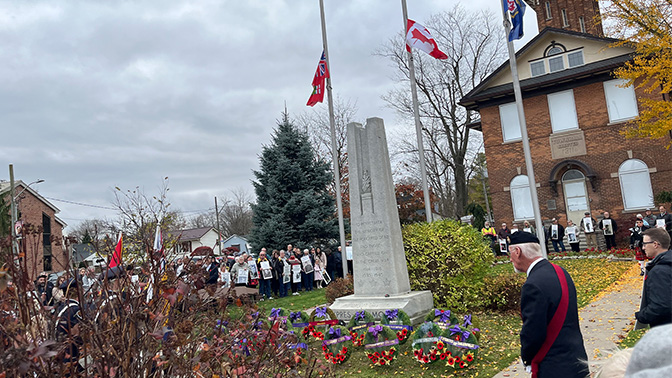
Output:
[
  {"xmin": 481, "ymin": 80, "xmax": 672, "ymax": 231},
  {"xmin": 531, "ymin": 0, "xmax": 604, "ymax": 36},
  {"xmin": 15, "ymin": 185, "xmax": 67, "ymax": 280}
]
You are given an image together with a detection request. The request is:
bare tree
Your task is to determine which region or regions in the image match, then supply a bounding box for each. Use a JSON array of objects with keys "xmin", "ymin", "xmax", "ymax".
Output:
[
  {"xmin": 185, "ymin": 188, "xmax": 253, "ymax": 237},
  {"xmin": 380, "ymin": 7, "xmax": 506, "ymax": 218},
  {"xmin": 296, "ymin": 96, "xmax": 358, "ymax": 220}
]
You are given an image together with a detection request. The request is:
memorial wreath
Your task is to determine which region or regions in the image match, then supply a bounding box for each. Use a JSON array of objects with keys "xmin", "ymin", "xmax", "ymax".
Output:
[
  {"xmin": 380, "ymin": 308, "xmax": 413, "ymax": 344},
  {"xmin": 364, "ymin": 325, "xmax": 399, "ymax": 366},
  {"xmin": 321, "ymin": 325, "xmax": 352, "ymax": 364},
  {"xmin": 346, "ymin": 310, "xmax": 375, "ymax": 347}
]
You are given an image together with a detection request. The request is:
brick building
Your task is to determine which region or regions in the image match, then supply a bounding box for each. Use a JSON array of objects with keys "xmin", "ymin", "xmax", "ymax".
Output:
[
  {"xmin": 0, "ymin": 180, "xmax": 68, "ymax": 279},
  {"xmin": 459, "ymin": 4, "xmax": 672, "ymax": 243}
]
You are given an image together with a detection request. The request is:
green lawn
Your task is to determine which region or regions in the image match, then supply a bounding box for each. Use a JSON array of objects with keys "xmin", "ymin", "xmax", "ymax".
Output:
[{"xmin": 244, "ymin": 259, "xmax": 633, "ymax": 377}]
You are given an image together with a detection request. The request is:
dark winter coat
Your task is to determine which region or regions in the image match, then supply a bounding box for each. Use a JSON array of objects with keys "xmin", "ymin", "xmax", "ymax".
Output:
[
  {"xmin": 520, "ymin": 259, "xmax": 589, "ymax": 377},
  {"xmin": 636, "ymin": 250, "xmax": 672, "ymax": 327}
]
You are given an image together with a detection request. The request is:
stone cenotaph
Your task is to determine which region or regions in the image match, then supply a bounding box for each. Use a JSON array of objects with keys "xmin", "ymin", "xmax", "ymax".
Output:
[{"xmin": 330, "ymin": 117, "xmax": 433, "ymax": 324}]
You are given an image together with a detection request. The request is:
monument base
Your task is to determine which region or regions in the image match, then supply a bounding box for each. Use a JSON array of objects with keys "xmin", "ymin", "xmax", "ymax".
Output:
[{"xmin": 330, "ymin": 290, "xmax": 434, "ymax": 325}]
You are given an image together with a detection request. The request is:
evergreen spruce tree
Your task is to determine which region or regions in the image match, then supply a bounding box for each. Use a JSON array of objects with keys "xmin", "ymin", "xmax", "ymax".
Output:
[{"xmin": 250, "ymin": 112, "xmax": 338, "ymax": 250}]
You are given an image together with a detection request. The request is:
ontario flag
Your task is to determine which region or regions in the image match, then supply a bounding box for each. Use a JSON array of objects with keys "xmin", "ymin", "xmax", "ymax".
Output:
[
  {"xmin": 109, "ymin": 232, "xmax": 122, "ymax": 268},
  {"xmin": 504, "ymin": 0, "xmax": 526, "ymax": 41},
  {"xmin": 405, "ymin": 19, "xmax": 448, "ymax": 60},
  {"xmin": 307, "ymin": 51, "xmax": 330, "ymax": 107}
]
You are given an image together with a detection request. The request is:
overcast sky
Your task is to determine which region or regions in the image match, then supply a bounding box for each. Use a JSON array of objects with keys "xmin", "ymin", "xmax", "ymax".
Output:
[{"xmin": 0, "ymin": 0, "xmax": 538, "ymax": 232}]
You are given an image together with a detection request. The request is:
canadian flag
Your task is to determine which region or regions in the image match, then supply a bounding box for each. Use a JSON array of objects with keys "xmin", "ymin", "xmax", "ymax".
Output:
[{"xmin": 405, "ymin": 19, "xmax": 448, "ymax": 60}]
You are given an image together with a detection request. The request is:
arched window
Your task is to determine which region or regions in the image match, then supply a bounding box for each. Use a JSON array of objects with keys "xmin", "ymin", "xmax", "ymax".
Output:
[
  {"xmin": 619, "ymin": 159, "xmax": 654, "ymax": 210},
  {"xmin": 510, "ymin": 175, "xmax": 534, "ymax": 220}
]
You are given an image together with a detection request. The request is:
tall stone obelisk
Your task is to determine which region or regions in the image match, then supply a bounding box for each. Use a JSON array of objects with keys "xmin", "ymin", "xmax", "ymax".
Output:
[{"xmin": 330, "ymin": 118, "xmax": 433, "ymax": 324}]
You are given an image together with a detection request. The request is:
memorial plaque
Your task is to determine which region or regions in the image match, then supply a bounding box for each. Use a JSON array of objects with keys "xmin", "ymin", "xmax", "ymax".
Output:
[{"xmin": 549, "ymin": 130, "xmax": 587, "ymax": 160}]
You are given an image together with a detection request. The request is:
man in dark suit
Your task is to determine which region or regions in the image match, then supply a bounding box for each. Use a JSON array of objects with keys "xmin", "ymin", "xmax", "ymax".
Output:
[{"xmin": 508, "ymin": 231, "xmax": 588, "ymax": 378}]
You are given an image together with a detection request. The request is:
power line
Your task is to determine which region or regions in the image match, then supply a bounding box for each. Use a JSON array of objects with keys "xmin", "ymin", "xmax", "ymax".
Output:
[
  {"xmin": 44, "ymin": 196, "xmax": 117, "ymax": 210},
  {"xmin": 44, "ymin": 196, "xmax": 215, "ymax": 215}
]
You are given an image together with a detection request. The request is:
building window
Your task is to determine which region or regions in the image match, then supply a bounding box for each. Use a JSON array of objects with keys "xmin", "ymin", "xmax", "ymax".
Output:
[
  {"xmin": 511, "ymin": 175, "xmax": 534, "ymax": 220},
  {"xmin": 561, "ymin": 9, "xmax": 569, "ymax": 27},
  {"xmin": 548, "ymin": 56, "xmax": 564, "ymax": 72},
  {"xmin": 499, "ymin": 102, "xmax": 522, "ymax": 142},
  {"xmin": 567, "ymin": 51, "xmax": 584, "ymax": 67},
  {"xmin": 579, "ymin": 16, "xmax": 586, "ymax": 33},
  {"xmin": 604, "ymin": 79, "xmax": 639, "ymax": 122},
  {"xmin": 530, "ymin": 60, "xmax": 546, "ymax": 77},
  {"xmin": 619, "ymin": 159, "xmax": 654, "ymax": 210},
  {"xmin": 42, "ymin": 213, "xmax": 51, "ymax": 246},
  {"xmin": 545, "ymin": 2, "xmax": 552, "ymax": 19},
  {"xmin": 548, "ymin": 90, "xmax": 579, "ymax": 133}
]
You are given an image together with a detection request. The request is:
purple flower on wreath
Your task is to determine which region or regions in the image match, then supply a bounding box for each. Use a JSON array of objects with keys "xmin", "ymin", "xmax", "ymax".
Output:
[
  {"xmin": 270, "ymin": 308, "xmax": 281, "ymax": 318},
  {"xmin": 328, "ymin": 327, "xmax": 342, "ymax": 338},
  {"xmin": 214, "ymin": 319, "xmax": 228, "ymax": 332},
  {"xmin": 384, "ymin": 309, "xmax": 399, "ymax": 320},
  {"xmin": 463, "ymin": 314, "xmax": 472, "ymax": 327},
  {"xmin": 354, "ymin": 311, "xmax": 365, "ymax": 321},
  {"xmin": 368, "ymin": 325, "xmax": 383, "ymax": 338},
  {"xmin": 251, "ymin": 311, "xmax": 259, "ymax": 318},
  {"xmin": 315, "ymin": 306, "xmax": 328, "ymax": 319},
  {"xmin": 435, "ymin": 309, "xmax": 451, "ymax": 323},
  {"xmin": 449, "ymin": 324, "xmax": 471, "ymax": 341},
  {"xmin": 290, "ymin": 311, "xmax": 302, "ymax": 321}
]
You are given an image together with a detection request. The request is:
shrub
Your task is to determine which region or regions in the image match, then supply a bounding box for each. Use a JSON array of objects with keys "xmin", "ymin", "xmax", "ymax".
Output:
[
  {"xmin": 403, "ymin": 219, "xmax": 493, "ymax": 312},
  {"xmin": 479, "ymin": 272, "xmax": 525, "ymax": 312},
  {"xmin": 325, "ymin": 274, "xmax": 353, "ymax": 303}
]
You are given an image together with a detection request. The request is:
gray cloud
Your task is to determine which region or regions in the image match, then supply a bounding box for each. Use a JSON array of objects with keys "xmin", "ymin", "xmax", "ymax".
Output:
[{"xmin": 0, "ymin": 0, "xmax": 537, "ymax": 229}]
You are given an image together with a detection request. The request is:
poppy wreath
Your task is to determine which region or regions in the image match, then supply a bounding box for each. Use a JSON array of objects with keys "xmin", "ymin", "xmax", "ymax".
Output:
[
  {"xmin": 425, "ymin": 308, "xmax": 458, "ymax": 329},
  {"xmin": 411, "ymin": 321, "xmax": 443, "ymax": 364},
  {"xmin": 364, "ymin": 325, "xmax": 399, "ymax": 366},
  {"xmin": 441, "ymin": 323, "xmax": 480, "ymax": 369},
  {"xmin": 267, "ymin": 307, "xmax": 298, "ymax": 338},
  {"xmin": 460, "ymin": 313, "xmax": 482, "ymax": 342},
  {"xmin": 305, "ymin": 306, "xmax": 339, "ymax": 341},
  {"xmin": 380, "ymin": 308, "xmax": 413, "ymax": 344},
  {"xmin": 287, "ymin": 310, "xmax": 312, "ymax": 341},
  {"xmin": 321, "ymin": 325, "xmax": 352, "ymax": 364},
  {"xmin": 346, "ymin": 310, "xmax": 375, "ymax": 347}
]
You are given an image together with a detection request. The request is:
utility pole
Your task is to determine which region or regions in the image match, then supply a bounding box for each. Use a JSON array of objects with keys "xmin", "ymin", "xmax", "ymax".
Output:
[
  {"xmin": 214, "ymin": 197, "xmax": 223, "ymax": 256},
  {"xmin": 9, "ymin": 165, "xmax": 18, "ymax": 258}
]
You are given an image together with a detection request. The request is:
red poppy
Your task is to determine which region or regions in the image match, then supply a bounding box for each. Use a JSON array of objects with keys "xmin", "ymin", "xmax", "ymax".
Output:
[
  {"xmin": 466, "ymin": 354, "xmax": 474, "ymax": 362},
  {"xmin": 430, "ymin": 354, "xmax": 436, "ymax": 361},
  {"xmin": 322, "ymin": 345, "xmax": 327, "ymax": 352},
  {"xmin": 459, "ymin": 361, "xmax": 466, "ymax": 368},
  {"xmin": 374, "ymin": 352, "xmax": 380, "ymax": 358},
  {"xmin": 390, "ymin": 349, "xmax": 395, "ymax": 355},
  {"xmin": 440, "ymin": 353, "xmax": 446, "ymax": 360},
  {"xmin": 447, "ymin": 357, "xmax": 455, "ymax": 365},
  {"xmin": 437, "ymin": 342, "xmax": 444, "ymax": 350},
  {"xmin": 402, "ymin": 329, "xmax": 408, "ymax": 336},
  {"xmin": 379, "ymin": 360, "xmax": 386, "ymax": 365},
  {"xmin": 423, "ymin": 356, "xmax": 429, "ymax": 363}
]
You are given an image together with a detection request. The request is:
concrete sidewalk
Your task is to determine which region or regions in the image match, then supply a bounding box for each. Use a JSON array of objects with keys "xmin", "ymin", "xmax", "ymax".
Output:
[{"xmin": 493, "ymin": 263, "xmax": 643, "ymax": 377}]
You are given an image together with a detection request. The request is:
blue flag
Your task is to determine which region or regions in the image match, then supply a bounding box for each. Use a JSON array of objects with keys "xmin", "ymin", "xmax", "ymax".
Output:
[{"xmin": 504, "ymin": 0, "xmax": 526, "ymax": 41}]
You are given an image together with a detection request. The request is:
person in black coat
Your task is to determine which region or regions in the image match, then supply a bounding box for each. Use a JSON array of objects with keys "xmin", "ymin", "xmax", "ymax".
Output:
[
  {"xmin": 547, "ymin": 218, "xmax": 567, "ymax": 253},
  {"xmin": 205, "ymin": 257, "xmax": 219, "ymax": 285},
  {"xmin": 508, "ymin": 231, "xmax": 588, "ymax": 378},
  {"xmin": 636, "ymin": 228, "xmax": 672, "ymax": 327},
  {"xmin": 598, "ymin": 211, "xmax": 618, "ymax": 250}
]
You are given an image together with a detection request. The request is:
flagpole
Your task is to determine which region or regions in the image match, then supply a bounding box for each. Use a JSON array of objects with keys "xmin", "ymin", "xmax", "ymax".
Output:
[
  {"xmin": 500, "ymin": 1, "xmax": 547, "ymax": 257},
  {"xmin": 401, "ymin": 0, "xmax": 432, "ymax": 223},
  {"xmin": 319, "ymin": 0, "xmax": 348, "ymax": 278}
]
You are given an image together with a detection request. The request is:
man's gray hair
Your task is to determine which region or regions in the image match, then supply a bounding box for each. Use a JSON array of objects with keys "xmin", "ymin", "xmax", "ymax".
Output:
[{"xmin": 518, "ymin": 242, "xmax": 543, "ymax": 259}]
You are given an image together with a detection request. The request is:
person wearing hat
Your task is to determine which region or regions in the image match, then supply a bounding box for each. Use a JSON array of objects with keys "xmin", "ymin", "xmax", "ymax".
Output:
[
  {"xmin": 579, "ymin": 211, "xmax": 597, "ymax": 250},
  {"xmin": 547, "ymin": 218, "xmax": 567, "ymax": 253},
  {"xmin": 644, "ymin": 208, "xmax": 657, "ymax": 230},
  {"xmin": 35, "ymin": 272, "xmax": 54, "ymax": 306},
  {"xmin": 95, "ymin": 266, "xmax": 127, "ymax": 324},
  {"xmin": 507, "ymin": 231, "xmax": 588, "ymax": 377}
]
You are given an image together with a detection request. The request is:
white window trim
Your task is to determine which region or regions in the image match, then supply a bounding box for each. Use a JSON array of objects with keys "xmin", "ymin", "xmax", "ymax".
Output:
[
  {"xmin": 618, "ymin": 159, "xmax": 655, "ymax": 211},
  {"xmin": 547, "ymin": 89, "xmax": 580, "ymax": 133},
  {"xmin": 530, "ymin": 60, "xmax": 546, "ymax": 77},
  {"xmin": 561, "ymin": 9, "xmax": 569, "ymax": 27},
  {"xmin": 511, "ymin": 175, "xmax": 535, "ymax": 221},
  {"xmin": 499, "ymin": 103, "xmax": 523, "ymax": 143},
  {"xmin": 603, "ymin": 79, "xmax": 639, "ymax": 123},
  {"xmin": 567, "ymin": 50, "xmax": 584, "ymax": 68},
  {"xmin": 545, "ymin": 2, "xmax": 552, "ymax": 20}
]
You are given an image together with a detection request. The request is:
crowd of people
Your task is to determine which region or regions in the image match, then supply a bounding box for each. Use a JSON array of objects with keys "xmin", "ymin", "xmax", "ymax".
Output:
[
  {"xmin": 206, "ymin": 244, "xmax": 345, "ymax": 301},
  {"xmin": 481, "ymin": 205, "xmax": 672, "ymax": 257}
]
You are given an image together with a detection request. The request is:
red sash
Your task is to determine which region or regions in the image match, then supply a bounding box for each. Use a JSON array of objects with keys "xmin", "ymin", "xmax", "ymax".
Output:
[{"xmin": 531, "ymin": 264, "xmax": 569, "ymax": 378}]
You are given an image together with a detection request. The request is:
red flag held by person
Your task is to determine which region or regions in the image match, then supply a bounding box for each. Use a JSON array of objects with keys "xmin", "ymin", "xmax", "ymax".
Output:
[
  {"xmin": 307, "ymin": 51, "xmax": 330, "ymax": 107},
  {"xmin": 109, "ymin": 232, "xmax": 122, "ymax": 268},
  {"xmin": 405, "ymin": 19, "xmax": 448, "ymax": 60}
]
